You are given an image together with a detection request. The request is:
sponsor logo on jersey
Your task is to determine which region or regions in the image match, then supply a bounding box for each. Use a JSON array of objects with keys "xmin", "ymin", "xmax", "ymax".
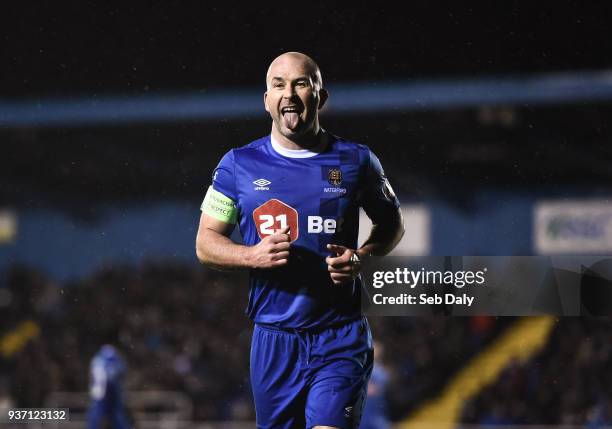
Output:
[
  {"xmin": 253, "ymin": 199, "xmax": 299, "ymax": 242},
  {"xmin": 252, "ymin": 200, "xmax": 342, "ymax": 240},
  {"xmin": 308, "ymin": 216, "xmax": 340, "ymax": 233},
  {"xmin": 253, "ymin": 178, "xmax": 271, "ymax": 190},
  {"xmin": 344, "ymin": 406, "xmax": 353, "ymax": 419},
  {"xmin": 382, "ymin": 176, "xmax": 396, "ymax": 201}
]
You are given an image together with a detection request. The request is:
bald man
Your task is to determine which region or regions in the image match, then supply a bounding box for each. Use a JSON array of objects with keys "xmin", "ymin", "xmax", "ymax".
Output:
[{"xmin": 196, "ymin": 52, "xmax": 404, "ymax": 429}]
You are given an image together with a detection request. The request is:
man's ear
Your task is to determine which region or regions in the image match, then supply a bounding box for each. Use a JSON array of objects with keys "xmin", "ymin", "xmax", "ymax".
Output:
[
  {"xmin": 318, "ymin": 88, "xmax": 329, "ymax": 110},
  {"xmin": 264, "ymin": 92, "xmax": 270, "ymax": 112}
]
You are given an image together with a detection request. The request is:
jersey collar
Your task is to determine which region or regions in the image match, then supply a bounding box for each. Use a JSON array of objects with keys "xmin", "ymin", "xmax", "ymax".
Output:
[{"xmin": 270, "ymin": 131, "xmax": 328, "ymax": 158}]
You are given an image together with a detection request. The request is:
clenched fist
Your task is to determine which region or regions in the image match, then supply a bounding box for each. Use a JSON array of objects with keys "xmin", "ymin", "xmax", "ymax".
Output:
[
  {"xmin": 326, "ymin": 244, "xmax": 361, "ymax": 285},
  {"xmin": 247, "ymin": 226, "xmax": 291, "ymax": 269}
]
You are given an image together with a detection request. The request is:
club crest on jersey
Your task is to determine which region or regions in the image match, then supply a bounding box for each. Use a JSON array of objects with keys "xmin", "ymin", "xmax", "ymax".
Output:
[
  {"xmin": 253, "ymin": 178, "xmax": 271, "ymax": 190},
  {"xmin": 324, "ymin": 167, "xmax": 347, "ymax": 194},
  {"xmin": 328, "ymin": 168, "xmax": 342, "ymax": 186}
]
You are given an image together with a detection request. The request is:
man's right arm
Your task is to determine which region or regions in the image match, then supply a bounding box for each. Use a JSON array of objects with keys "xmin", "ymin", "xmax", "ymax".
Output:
[
  {"xmin": 197, "ymin": 149, "xmax": 290, "ymax": 270},
  {"xmin": 195, "ymin": 212, "xmax": 290, "ymax": 270}
]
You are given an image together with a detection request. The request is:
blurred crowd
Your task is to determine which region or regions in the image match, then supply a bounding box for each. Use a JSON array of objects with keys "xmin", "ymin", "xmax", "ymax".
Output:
[
  {"xmin": 2, "ymin": 263, "xmax": 254, "ymax": 420},
  {"xmin": 2, "ymin": 262, "xmax": 509, "ymax": 421},
  {"xmin": 462, "ymin": 317, "xmax": 612, "ymax": 426}
]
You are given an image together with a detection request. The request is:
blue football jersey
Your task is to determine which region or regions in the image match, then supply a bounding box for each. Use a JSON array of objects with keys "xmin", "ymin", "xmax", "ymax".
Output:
[
  {"xmin": 88, "ymin": 345, "xmax": 130, "ymax": 429},
  {"xmin": 89, "ymin": 345, "xmax": 126, "ymax": 402},
  {"xmin": 208, "ymin": 132, "xmax": 399, "ymax": 329}
]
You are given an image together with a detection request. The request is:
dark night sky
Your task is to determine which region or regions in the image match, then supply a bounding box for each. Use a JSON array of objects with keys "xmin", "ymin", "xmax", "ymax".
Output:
[{"xmin": 2, "ymin": 2, "xmax": 611, "ymax": 98}]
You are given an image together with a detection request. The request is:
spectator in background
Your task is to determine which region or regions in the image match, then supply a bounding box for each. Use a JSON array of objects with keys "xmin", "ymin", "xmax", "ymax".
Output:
[
  {"xmin": 361, "ymin": 341, "xmax": 391, "ymax": 429},
  {"xmin": 87, "ymin": 344, "xmax": 131, "ymax": 429},
  {"xmin": 588, "ymin": 398, "xmax": 612, "ymax": 429},
  {"xmin": 0, "ymin": 377, "xmax": 15, "ymax": 420}
]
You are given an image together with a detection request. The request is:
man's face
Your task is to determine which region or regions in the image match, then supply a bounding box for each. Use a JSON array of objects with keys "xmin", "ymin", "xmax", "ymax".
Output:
[{"xmin": 264, "ymin": 56, "xmax": 326, "ymax": 139}]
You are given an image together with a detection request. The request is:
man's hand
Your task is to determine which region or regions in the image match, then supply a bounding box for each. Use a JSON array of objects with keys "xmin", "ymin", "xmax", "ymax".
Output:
[
  {"xmin": 247, "ymin": 226, "xmax": 291, "ymax": 269},
  {"xmin": 326, "ymin": 244, "xmax": 361, "ymax": 285}
]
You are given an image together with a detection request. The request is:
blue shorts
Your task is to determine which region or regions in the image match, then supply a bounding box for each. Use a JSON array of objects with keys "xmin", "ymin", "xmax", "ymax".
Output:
[{"xmin": 250, "ymin": 317, "xmax": 374, "ymax": 429}]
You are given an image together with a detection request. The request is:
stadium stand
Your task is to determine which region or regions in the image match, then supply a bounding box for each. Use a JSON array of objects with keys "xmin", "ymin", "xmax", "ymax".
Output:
[
  {"xmin": 462, "ymin": 317, "xmax": 612, "ymax": 426},
  {"xmin": 2, "ymin": 263, "xmax": 512, "ymax": 424}
]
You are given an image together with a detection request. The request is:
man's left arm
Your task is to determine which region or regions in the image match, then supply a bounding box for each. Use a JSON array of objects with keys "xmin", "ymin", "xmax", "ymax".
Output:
[
  {"xmin": 326, "ymin": 150, "xmax": 404, "ymax": 285},
  {"xmin": 356, "ymin": 205, "xmax": 404, "ymax": 257},
  {"xmin": 326, "ymin": 208, "xmax": 403, "ymax": 285}
]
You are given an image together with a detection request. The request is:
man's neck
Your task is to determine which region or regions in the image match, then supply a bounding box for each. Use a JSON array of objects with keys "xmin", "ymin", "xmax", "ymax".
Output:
[{"xmin": 271, "ymin": 126, "xmax": 323, "ymax": 151}]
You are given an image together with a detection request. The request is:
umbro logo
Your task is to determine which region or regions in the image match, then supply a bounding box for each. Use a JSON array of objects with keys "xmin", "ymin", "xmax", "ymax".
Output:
[
  {"xmin": 253, "ymin": 179, "xmax": 271, "ymax": 187},
  {"xmin": 253, "ymin": 178, "xmax": 271, "ymax": 190}
]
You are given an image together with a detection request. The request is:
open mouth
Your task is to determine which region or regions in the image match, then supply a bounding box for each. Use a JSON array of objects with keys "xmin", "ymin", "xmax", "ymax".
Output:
[{"xmin": 281, "ymin": 106, "xmax": 302, "ymax": 114}]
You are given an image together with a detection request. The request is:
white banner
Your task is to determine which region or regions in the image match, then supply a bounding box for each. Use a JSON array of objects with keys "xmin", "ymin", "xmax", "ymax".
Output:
[
  {"xmin": 359, "ymin": 205, "xmax": 430, "ymax": 256},
  {"xmin": 534, "ymin": 200, "xmax": 612, "ymax": 254}
]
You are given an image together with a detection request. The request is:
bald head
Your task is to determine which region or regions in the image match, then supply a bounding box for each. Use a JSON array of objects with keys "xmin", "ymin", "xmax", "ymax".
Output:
[
  {"xmin": 263, "ymin": 51, "xmax": 328, "ymax": 147},
  {"xmin": 266, "ymin": 52, "xmax": 323, "ymax": 91}
]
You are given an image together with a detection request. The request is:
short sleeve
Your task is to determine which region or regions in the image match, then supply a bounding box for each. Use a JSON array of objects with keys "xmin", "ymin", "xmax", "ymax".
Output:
[
  {"xmin": 200, "ymin": 150, "xmax": 238, "ymax": 224},
  {"xmin": 211, "ymin": 150, "xmax": 237, "ymax": 201},
  {"xmin": 360, "ymin": 150, "xmax": 400, "ymax": 224}
]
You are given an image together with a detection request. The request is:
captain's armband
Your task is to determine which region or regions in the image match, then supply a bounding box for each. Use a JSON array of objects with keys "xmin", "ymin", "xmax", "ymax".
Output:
[{"xmin": 201, "ymin": 186, "xmax": 237, "ymax": 224}]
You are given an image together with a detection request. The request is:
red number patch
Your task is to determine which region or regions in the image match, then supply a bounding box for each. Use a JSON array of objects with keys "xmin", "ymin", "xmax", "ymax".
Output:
[{"xmin": 253, "ymin": 199, "xmax": 299, "ymax": 242}]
